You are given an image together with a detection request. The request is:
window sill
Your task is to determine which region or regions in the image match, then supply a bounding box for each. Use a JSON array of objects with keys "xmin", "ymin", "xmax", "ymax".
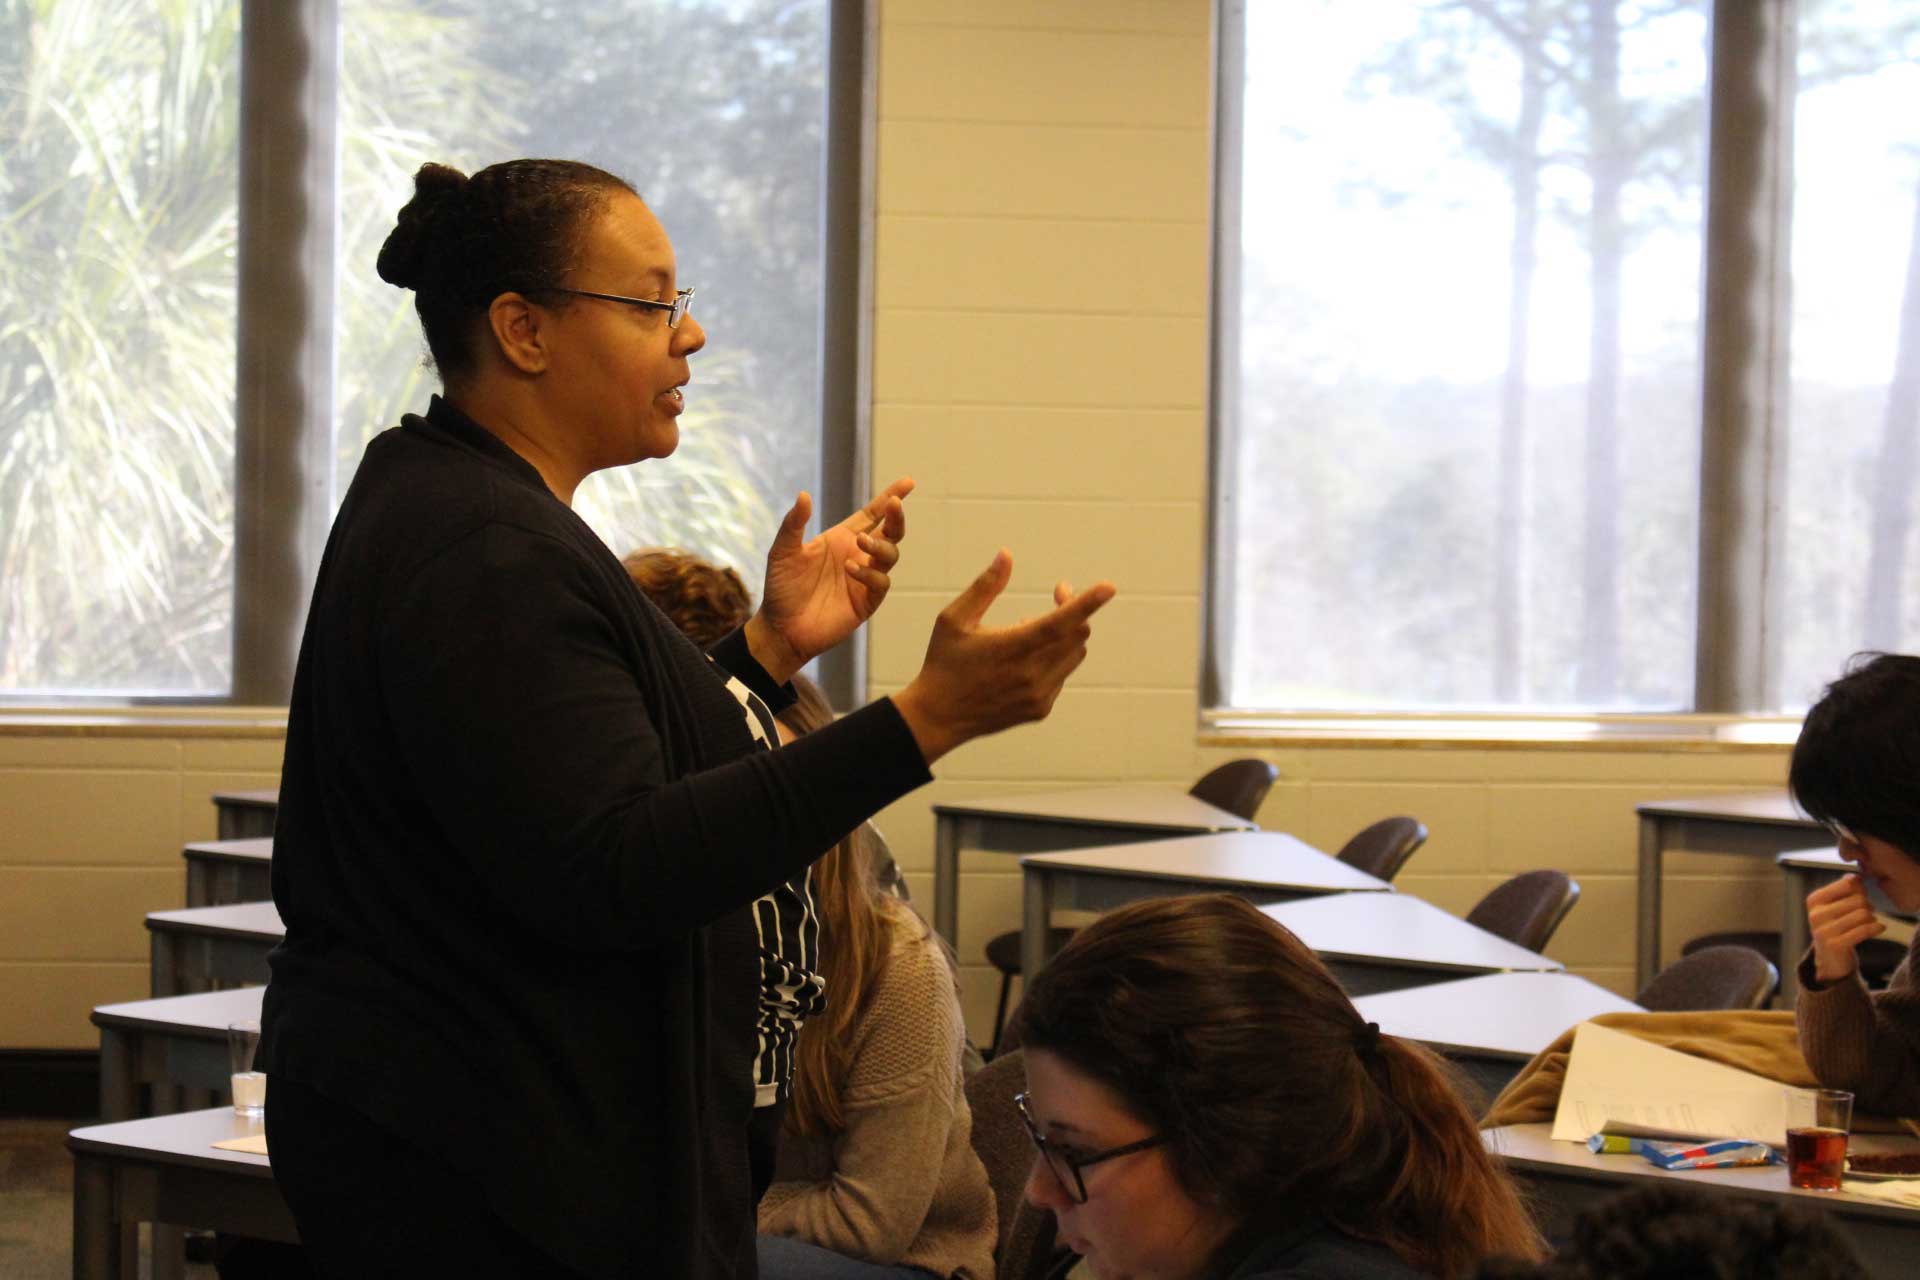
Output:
[
  {"xmin": 1200, "ymin": 710, "xmax": 1799, "ymax": 752},
  {"xmin": 0, "ymin": 705, "xmax": 288, "ymax": 738}
]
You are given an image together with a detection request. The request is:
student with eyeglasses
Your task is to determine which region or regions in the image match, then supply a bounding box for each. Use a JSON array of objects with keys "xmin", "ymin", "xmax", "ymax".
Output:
[
  {"xmin": 1791, "ymin": 652, "xmax": 1920, "ymax": 1118},
  {"xmin": 255, "ymin": 157, "xmax": 1115, "ymax": 1280},
  {"xmin": 1007, "ymin": 895, "xmax": 1544, "ymax": 1279}
]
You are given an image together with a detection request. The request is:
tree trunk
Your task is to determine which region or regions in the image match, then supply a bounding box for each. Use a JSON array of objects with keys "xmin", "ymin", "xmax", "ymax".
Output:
[
  {"xmin": 1579, "ymin": 0, "xmax": 1624, "ymax": 702},
  {"xmin": 1494, "ymin": 0, "xmax": 1547, "ymax": 704},
  {"xmin": 1861, "ymin": 171, "xmax": 1920, "ymax": 649}
]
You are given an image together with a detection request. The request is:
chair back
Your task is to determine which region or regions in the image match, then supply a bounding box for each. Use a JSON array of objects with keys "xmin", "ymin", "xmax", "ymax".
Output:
[
  {"xmin": 1187, "ymin": 758, "xmax": 1279, "ymax": 822},
  {"xmin": 1333, "ymin": 816, "xmax": 1428, "ymax": 883},
  {"xmin": 964, "ymin": 1050, "xmax": 1066, "ymax": 1280},
  {"xmin": 1636, "ymin": 945, "xmax": 1778, "ymax": 1012},
  {"xmin": 1465, "ymin": 869, "xmax": 1581, "ymax": 953},
  {"xmin": 863, "ymin": 820, "xmax": 910, "ymax": 902}
]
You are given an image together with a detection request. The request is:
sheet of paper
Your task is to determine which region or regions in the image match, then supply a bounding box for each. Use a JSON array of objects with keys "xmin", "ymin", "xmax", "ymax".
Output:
[
  {"xmin": 212, "ymin": 1132, "xmax": 269, "ymax": 1155},
  {"xmin": 1839, "ymin": 1178, "xmax": 1920, "ymax": 1208},
  {"xmin": 1549, "ymin": 1021, "xmax": 1788, "ymax": 1145}
]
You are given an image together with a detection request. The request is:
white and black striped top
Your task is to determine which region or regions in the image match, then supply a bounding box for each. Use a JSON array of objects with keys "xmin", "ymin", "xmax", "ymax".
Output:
[{"xmin": 718, "ymin": 665, "xmax": 827, "ymax": 1107}]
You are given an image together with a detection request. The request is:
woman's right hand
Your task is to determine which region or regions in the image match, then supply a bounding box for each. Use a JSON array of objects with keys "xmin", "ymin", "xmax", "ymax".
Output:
[
  {"xmin": 891, "ymin": 550, "xmax": 1116, "ymax": 765},
  {"xmin": 1807, "ymin": 873, "xmax": 1887, "ymax": 984}
]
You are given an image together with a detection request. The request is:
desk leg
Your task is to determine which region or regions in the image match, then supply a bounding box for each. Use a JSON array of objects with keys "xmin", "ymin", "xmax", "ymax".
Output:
[
  {"xmin": 1636, "ymin": 816, "xmax": 1664, "ymax": 992},
  {"xmin": 70, "ymin": 1151, "xmax": 121, "ymax": 1280},
  {"xmin": 152, "ymin": 1225, "xmax": 187, "ymax": 1280},
  {"xmin": 933, "ymin": 813, "xmax": 959, "ymax": 947},
  {"xmin": 1780, "ymin": 864, "xmax": 1812, "ymax": 1008},
  {"xmin": 1021, "ymin": 866, "xmax": 1052, "ymax": 984},
  {"xmin": 150, "ymin": 932, "xmax": 177, "ymax": 999},
  {"xmin": 185, "ymin": 862, "xmax": 209, "ymax": 910},
  {"xmin": 97, "ymin": 1028, "xmax": 137, "ymax": 1122}
]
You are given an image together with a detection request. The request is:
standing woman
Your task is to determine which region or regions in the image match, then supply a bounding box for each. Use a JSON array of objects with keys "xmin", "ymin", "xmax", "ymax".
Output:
[
  {"xmin": 1010, "ymin": 895, "xmax": 1544, "ymax": 1279},
  {"xmin": 258, "ymin": 158, "xmax": 1113, "ymax": 1280},
  {"xmin": 757, "ymin": 676, "xmax": 997, "ymax": 1280}
]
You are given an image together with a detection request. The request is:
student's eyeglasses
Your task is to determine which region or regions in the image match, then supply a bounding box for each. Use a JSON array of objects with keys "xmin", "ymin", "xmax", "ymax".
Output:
[
  {"xmin": 1015, "ymin": 1091, "xmax": 1166, "ymax": 1205},
  {"xmin": 539, "ymin": 286, "xmax": 695, "ymax": 328},
  {"xmin": 1826, "ymin": 818, "xmax": 1859, "ymax": 846}
]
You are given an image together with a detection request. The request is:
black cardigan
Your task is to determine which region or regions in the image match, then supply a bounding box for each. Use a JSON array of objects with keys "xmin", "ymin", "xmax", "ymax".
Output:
[{"xmin": 258, "ymin": 397, "xmax": 931, "ymax": 1279}]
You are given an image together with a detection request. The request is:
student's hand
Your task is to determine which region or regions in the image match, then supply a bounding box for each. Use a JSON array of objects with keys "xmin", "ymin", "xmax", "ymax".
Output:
[
  {"xmin": 750, "ymin": 477, "xmax": 914, "ymax": 681},
  {"xmin": 1807, "ymin": 873, "xmax": 1887, "ymax": 984},
  {"xmin": 891, "ymin": 551, "xmax": 1116, "ymax": 765}
]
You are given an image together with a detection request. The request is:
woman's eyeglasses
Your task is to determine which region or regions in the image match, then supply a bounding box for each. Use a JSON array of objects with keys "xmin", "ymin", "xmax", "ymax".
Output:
[
  {"xmin": 539, "ymin": 286, "xmax": 695, "ymax": 328},
  {"xmin": 1015, "ymin": 1091, "xmax": 1165, "ymax": 1204}
]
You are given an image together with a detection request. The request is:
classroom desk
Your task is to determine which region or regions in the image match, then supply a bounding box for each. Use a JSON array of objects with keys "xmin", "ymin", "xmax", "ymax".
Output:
[
  {"xmin": 1352, "ymin": 972, "xmax": 1644, "ymax": 1102},
  {"xmin": 1778, "ymin": 847, "xmax": 1914, "ymax": 1007},
  {"xmin": 69, "ymin": 1108, "xmax": 294, "ymax": 1280},
  {"xmin": 1486, "ymin": 1122, "xmax": 1920, "ymax": 1279},
  {"xmin": 1017, "ymin": 832, "xmax": 1390, "ymax": 979},
  {"xmin": 182, "ymin": 837, "xmax": 273, "ymax": 908},
  {"xmin": 930, "ymin": 787, "xmax": 1257, "ymax": 944},
  {"xmin": 145, "ymin": 902, "xmax": 283, "ymax": 997},
  {"xmin": 1260, "ymin": 893, "xmax": 1562, "ymax": 998},
  {"xmin": 93, "ymin": 987, "xmax": 265, "ymax": 1121},
  {"xmin": 211, "ymin": 788, "xmax": 279, "ymax": 840},
  {"xmin": 1635, "ymin": 792, "xmax": 1824, "ymax": 991}
]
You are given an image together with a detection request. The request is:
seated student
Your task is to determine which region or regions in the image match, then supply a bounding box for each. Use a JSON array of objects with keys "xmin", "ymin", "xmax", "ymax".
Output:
[
  {"xmin": 757, "ymin": 674, "xmax": 997, "ymax": 1280},
  {"xmin": 622, "ymin": 545, "xmax": 754, "ymax": 648},
  {"xmin": 1473, "ymin": 1183, "xmax": 1862, "ymax": 1280},
  {"xmin": 1009, "ymin": 894, "xmax": 1545, "ymax": 1280},
  {"xmin": 1790, "ymin": 651, "xmax": 1920, "ymax": 1117}
]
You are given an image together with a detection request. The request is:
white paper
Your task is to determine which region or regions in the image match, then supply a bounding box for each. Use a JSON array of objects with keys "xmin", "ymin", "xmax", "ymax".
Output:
[
  {"xmin": 212, "ymin": 1132, "xmax": 269, "ymax": 1155},
  {"xmin": 1549, "ymin": 1022, "xmax": 1788, "ymax": 1145}
]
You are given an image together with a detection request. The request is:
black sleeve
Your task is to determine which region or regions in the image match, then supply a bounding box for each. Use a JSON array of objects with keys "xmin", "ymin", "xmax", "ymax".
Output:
[{"xmin": 378, "ymin": 520, "xmax": 930, "ymax": 951}]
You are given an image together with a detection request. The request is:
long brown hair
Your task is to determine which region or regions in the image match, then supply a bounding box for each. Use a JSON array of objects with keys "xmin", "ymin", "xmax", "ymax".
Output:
[
  {"xmin": 1008, "ymin": 894, "xmax": 1546, "ymax": 1276},
  {"xmin": 780, "ymin": 674, "xmax": 922, "ymax": 1137}
]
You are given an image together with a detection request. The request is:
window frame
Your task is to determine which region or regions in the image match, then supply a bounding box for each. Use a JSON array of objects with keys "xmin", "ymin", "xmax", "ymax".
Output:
[
  {"xmin": 1205, "ymin": 0, "xmax": 1803, "ymax": 740},
  {"xmin": 3, "ymin": 0, "xmax": 871, "ymax": 711}
]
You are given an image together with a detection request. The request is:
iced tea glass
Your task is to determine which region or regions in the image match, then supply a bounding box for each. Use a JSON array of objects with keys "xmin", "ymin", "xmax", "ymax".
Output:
[{"xmin": 1783, "ymin": 1087, "xmax": 1852, "ymax": 1190}]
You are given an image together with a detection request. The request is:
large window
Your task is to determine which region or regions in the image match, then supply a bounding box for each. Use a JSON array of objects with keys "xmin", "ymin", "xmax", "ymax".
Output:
[
  {"xmin": 1, "ymin": 0, "xmax": 861, "ymax": 701},
  {"xmin": 1213, "ymin": 0, "xmax": 1920, "ymax": 719}
]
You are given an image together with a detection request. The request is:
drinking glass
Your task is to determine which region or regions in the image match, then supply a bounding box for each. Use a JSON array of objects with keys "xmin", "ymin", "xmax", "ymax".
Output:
[
  {"xmin": 1783, "ymin": 1087, "xmax": 1852, "ymax": 1190},
  {"xmin": 228, "ymin": 1018, "xmax": 267, "ymax": 1118}
]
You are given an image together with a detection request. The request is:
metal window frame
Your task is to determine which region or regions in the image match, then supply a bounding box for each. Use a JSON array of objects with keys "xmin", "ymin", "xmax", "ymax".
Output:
[{"xmin": 1207, "ymin": 0, "xmax": 1798, "ymax": 725}]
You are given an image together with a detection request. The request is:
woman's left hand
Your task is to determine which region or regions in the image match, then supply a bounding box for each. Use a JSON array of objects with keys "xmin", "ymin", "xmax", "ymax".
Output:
[{"xmin": 751, "ymin": 477, "xmax": 914, "ymax": 679}]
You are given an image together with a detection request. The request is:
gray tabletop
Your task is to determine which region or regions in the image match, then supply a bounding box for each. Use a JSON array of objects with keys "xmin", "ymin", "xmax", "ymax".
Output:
[
  {"xmin": 183, "ymin": 837, "xmax": 273, "ymax": 864},
  {"xmin": 210, "ymin": 789, "xmax": 280, "ymax": 811},
  {"xmin": 934, "ymin": 786, "xmax": 1258, "ymax": 832},
  {"xmin": 70, "ymin": 1105, "xmax": 273, "ymax": 1174},
  {"xmin": 146, "ymin": 901, "xmax": 284, "ymax": 940},
  {"xmin": 1260, "ymin": 893, "xmax": 1562, "ymax": 980},
  {"xmin": 1020, "ymin": 831, "xmax": 1389, "ymax": 893},
  {"xmin": 1353, "ymin": 971, "xmax": 1642, "ymax": 1062},
  {"xmin": 1635, "ymin": 791, "xmax": 1819, "ymax": 826},
  {"xmin": 94, "ymin": 986, "xmax": 265, "ymax": 1035}
]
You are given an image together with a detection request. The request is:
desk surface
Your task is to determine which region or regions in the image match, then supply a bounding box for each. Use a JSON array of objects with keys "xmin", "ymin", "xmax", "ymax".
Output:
[
  {"xmin": 210, "ymin": 789, "xmax": 279, "ymax": 809},
  {"xmin": 1261, "ymin": 893, "xmax": 1562, "ymax": 976},
  {"xmin": 1353, "ymin": 972, "xmax": 1642, "ymax": 1061},
  {"xmin": 93, "ymin": 985, "xmax": 265, "ymax": 1035},
  {"xmin": 1780, "ymin": 847, "xmax": 1849, "ymax": 871},
  {"xmin": 183, "ymin": 837, "xmax": 273, "ymax": 863},
  {"xmin": 1636, "ymin": 791, "xmax": 1820, "ymax": 827},
  {"xmin": 1021, "ymin": 831, "xmax": 1389, "ymax": 894},
  {"xmin": 145, "ymin": 901, "xmax": 284, "ymax": 940},
  {"xmin": 70, "ymin": 1107, "xmax": 272, "ymax": 1175},
  {"xmin": 1486, "ymin": 1122, "xmax": 1920, "ymax": 1223},
  {"xmin": 933, "ymin": 786, "xmax": 1256, "ymax": 832}
]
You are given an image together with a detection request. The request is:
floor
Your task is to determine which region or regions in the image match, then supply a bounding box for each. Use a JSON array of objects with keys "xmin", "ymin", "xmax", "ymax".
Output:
[{"xmin": 0, "ymin": 1116, "xmax": 216, "ymax": 1280}]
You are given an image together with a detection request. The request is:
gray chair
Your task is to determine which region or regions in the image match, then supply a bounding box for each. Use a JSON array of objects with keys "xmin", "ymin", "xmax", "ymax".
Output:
[
  {"xmin": 1637, "ymin": 945, "xmax": 1778, "ymax": 1012},
  {"xmin": 1333, "ymin": 816, "xmax": 1428, "ymax": 883},
  {"xmin": 964, "ymin": 1050, "xmax": 1068, "ymax": 1280},
  {"xmin": 1465, "ymin": 870, "xmax": 1580, "ymax": 954},
  {"xmin": 982, "ymin": 759, "xmax": 1281, "ymax": 1057},
  {"xmin": 1681, "ymin": 929, "xmax": 1906, "ymax": 994}
]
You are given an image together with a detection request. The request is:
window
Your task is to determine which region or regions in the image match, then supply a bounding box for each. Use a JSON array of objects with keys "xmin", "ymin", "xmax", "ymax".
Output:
[
  {"xmin": 1212, "ymin": 0, "xmax": 1920, "ymax": 720},
  {"xmin": 1, "ymin": 0, "xmax": 864, "ymax": 702}
]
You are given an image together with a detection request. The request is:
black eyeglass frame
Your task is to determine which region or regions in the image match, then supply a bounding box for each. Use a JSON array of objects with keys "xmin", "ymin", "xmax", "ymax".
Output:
[
  {"xmin": 537, "ymin": 285, "xmax": 695, "ymax": 327},
  {"xmin": 1015, "ymin": 1091, "xmax": 1167, "ymax": 1204}
]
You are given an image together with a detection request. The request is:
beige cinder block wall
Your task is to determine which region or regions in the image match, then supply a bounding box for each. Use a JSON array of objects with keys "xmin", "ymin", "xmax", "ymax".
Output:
[
  {"xmin": 0, "ymin": 0, "xmax": 1805, "ymax": 1052},
  {"xmin": 858, "ymin": 0, "xmax": 1804, "ymax": 1039}
]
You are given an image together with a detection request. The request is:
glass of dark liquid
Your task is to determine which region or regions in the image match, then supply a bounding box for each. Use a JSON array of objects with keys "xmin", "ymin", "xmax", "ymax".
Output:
[{"xmin": 1783, "ymin": 1087, "xmax": 1853, "ymax": 1191}]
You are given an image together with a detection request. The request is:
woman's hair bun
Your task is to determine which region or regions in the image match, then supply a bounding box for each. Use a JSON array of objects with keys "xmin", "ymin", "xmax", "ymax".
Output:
[{"xmin": 376, "ymin": 162, "xmax": 469, "ymax": 290}]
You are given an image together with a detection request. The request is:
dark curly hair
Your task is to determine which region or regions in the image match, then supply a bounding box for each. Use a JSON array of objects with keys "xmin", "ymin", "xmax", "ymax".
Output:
[
  {"xmin": 1008, "ymin": 894, "xmax": 1545, "ymax": 1276},
  {"xmin": 376, "ymin": 158, "xmax": 637, "ymax": 379},
  {"xmin": 1789, "ymin": 651, "xmax": 1920, "ymax": 861},
  {"xmin": 621, "ymin": 548, "xmax": 754, "ymax": 650},
  {"xmin": 1474, "ymin": 1183, "xmax": 1862, "ymax": 1279}
]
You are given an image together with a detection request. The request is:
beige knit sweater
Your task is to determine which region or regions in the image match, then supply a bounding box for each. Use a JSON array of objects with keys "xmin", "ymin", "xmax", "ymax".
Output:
[
  {"xmin": 759, "ymin": 928, "xmax": 997, "ymax": 1280},
  {"xmin": 1796, "ymin": 930, "xmax": 1920, "ymax": 1118}
]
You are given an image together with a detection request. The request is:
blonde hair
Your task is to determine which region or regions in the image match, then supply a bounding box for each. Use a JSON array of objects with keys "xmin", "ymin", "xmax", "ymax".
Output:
[{"xmin": 780, "ymin": 675, "xmax": 928, "ymax": 1137}]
